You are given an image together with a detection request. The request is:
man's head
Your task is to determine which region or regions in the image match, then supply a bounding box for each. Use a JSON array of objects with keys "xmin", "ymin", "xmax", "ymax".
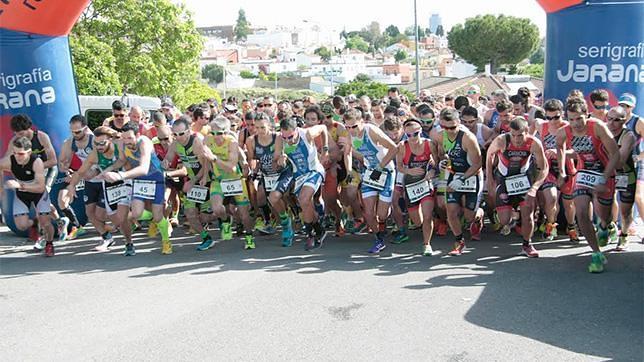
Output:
[
  {"xmin": 279, "ymin": 116, "xmax": 299, "ymax": 145},
  {"xmin": 416, "ymin": 103, "xmax": 435, "ymax": 131},
  {"xmin": 618, "ymin": 93, "xmax": 637, "ymax": 118},
  {"xmin": 467, "ymin": 85, "xmax": 481, "ymax": 103},
  {"xmin": 10, "ymin": 114, "xmax": 33, "ymax": 138},
  {"xmin": 566, "ymin": 97, "xmax": 589, "ymax": 130},
  {"xmin": 509, "ymin": 117, "xmax": 529, "ymax": 146},
  {"xmin": 454, "ymin": 96, "xmax": 470, "ymax": 112},
  {"xmin": 606, "ymin": 106, "xmax": 628, "ymax": 133},
  {"xmin": 304, "ymin": 105, "xmax": 326, "ymax": 127},
  {"xmin": 253, "ymin": 112, "xmax": 272, "ymax": 135},
  {"xmin": 12, "ymin": 136, "xmax": 32, "ymax": 163},
  {"xmin": 192, "ymin": 107, "xmax": 208, "ymax": 126},
  {"xmin": 151, "ymin": 111, "xmax": 167, "ymax": 128},
  {"xmin": 509, "ymin": 94, "xmax": 526, "ymax": 116},
  {"xmin": 543, "ymin": 99, "xmax": 564, "ymax": 123},
  {"xmin": 69, "ymin": 114, "xmax": 88, "ymax": 141},
  {"xmin": 93, "ymin": 126, "xmax": 118, "ymax": 154},
  {"xmin": 112, "ymin": 100, "xmax": 128, "ymax": 124},
  {"xmin": 460, "ymin": 106, "xmax": 478, "ymax": 132},
  {"xmin": 439, "ymin": 107, "xmax": 460, "ymax": 136},
  {"xmin": 343, "ymin": 108, "xmax": 364, "ymax": 137},
  {"xmin": 156, "ymin": 125, "xmax": 173, "ymax": 147},
  {"xmin": 382, "ymin": 116, "xmax": 403, "ymax": 142},
  {"xmin": 292, "ymin": 101, "xmax": 305, "ymax": 116},
  {"xmin": 172, "ymin": 117, "xmax": 191, "ymax": 145},
  {"xmin": 120, "ymin": 122, "xmax": 140, "ymax": 150},
  {"xmin": 388, "ymin": 87, "xmax": 400, "ymax": 99},
  {"xmin": 209, "ymin": 116, "xmax": 231, "ymax": 140},
  {"xmin": 589, "ymin": 89, "xmax": 610, "ymax": 112},
  {"xmin": 129, "ymin": 106, "xmax": 143, "ymax": 124},
  {"xmin": 444, "ymin": 94, "xmax": 455, "ymax": 108}
]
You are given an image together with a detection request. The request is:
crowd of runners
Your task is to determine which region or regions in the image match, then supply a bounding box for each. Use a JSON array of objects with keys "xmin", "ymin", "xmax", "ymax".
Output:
[{"xmin": 1, "ymin": 86, "xmax": 640, "ymax": 273}]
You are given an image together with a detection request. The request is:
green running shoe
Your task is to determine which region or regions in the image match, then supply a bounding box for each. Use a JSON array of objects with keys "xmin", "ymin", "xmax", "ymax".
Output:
[
  {"xmin": 588, "ymin": 252, "xmax": 607, "ymax": 273},
  {"xmin": 244, "ymin": 234, "xmax": 256, "ymax": 250},
  {"xmin": 608, "ymin": 222, "xmax": 618, "ymax": 244},
  {"xmin": 221, "ymin": 222, "xmax": 233, "ymax": 240}
]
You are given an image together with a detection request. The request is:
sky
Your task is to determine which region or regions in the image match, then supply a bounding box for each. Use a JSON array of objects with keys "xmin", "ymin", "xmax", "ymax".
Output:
[{"xmin": 179, "ymin": 0, "xmax": 547, "ymax": 36}]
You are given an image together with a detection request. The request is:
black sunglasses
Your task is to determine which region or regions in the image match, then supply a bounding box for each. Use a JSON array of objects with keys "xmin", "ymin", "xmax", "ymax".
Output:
[
  {"xmin": 406, "ymin": 131, "xmax": 420, "ymax": 138},
  {"xmin": 545, "ymin": 115, "xmax": 561, "ymax": 121},
  {"xmin": 442, "ymin": 125, "xmax": 457, "ymax": 130},
  {"xmin": 158, "ymin": 137, "xmax": 170, "ymax": 141},
  {"xmin": 211, "ymin": 131, "xmax": 225, "ymax": 136},
  {"xmin": 94, "ymin": 140, "xmax": 109, "ymax": 147},
  {"xmin": 346, "ymin": 124, "xmax": 359, "ymax": 129},
  {"xmin": 173, "ymin": 130, "xmax": 188, "ymax": 137}
]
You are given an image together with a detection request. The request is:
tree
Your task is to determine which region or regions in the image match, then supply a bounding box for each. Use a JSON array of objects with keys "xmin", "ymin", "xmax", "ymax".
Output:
[
  {"xmin": 314, "ymin": 46, "xmax": 332, "ymax": 62},
  {"xmin": 71, "ymin": 0, "xmax": 203, "ymax": 98},
  {"xmin": 394, "ymin": 49, "xmax": 408, "ymax": 63},
  {"xmin": 435, "ymin": 25, "xmax": 444, "ymax": 37},
  {"xmin": 384, "ymin": 25, "xmax": 400, "ymax": 38},
  {"xmin": 345, "ymin": 35, "xmax": 370, "ymax": 53},
  {"xmin": 240, "ymin": 70, "xmax": 257, "ymax": 79},
  {"xmin": 529, "ymin": 38, "xmax": 545, "ymax": 64},
  {"xmin": 518, "ymin": 63, "xmax": 544, "ymax": 78},
  {"xmin": 448, "ymin": 15, "xmax": 539, "ymax": 74},
  {"xmin": 354, "ymin": 73, "xmax": 371, "ymax": 82},
  {"xmin": 201, "ymin": 64, "xmax": 224, "ymax": 84},
  {"xmin": 234, "ymin": 9, "xmax": 251, "ymax": 42},
  {"xmin": 335, "ymin": 79, "xmax": 389, "ymax": 100},
  {"xmin": 69, "ymin": 33, "xmax": 121, "ymax": 95},
  {"xmin": 172, "ymin": 80, "xmax": 221, "ymax": 110}
]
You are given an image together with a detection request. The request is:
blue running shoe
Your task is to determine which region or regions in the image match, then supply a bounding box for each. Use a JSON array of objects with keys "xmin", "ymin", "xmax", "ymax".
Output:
[
  {"xmin": 124, "ymin": 243, "xmax": 136, "ymax": 256},
  {"xmin": 368, "ymin": 238, "xmax": 386, "ymax": 253},
  {"xmin": 196, "ymin": 235, "xmax": 215, "ymax": 251},
  {"xmin": 281, "ymin": 219, "xmax": 294, "ymax": 247}
]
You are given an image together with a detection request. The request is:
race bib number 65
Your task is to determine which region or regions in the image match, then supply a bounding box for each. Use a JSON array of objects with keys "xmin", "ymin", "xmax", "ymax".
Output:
[{"xmin": 221, "ymin": 178, "xmax": 243, "ymax": 196}]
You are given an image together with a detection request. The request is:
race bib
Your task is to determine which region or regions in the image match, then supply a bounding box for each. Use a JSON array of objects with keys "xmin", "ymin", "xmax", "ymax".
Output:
[
  {"xmin": 575, "ymin": 170, "xmax": 605, "ymax": 189},
  {"xmin": 133, "ymin": 180, "xmax": 157, "ymax": 199},
  {"xmin": 105, "ymin": 183, "xmax": 129, "ymax": 204},
  {"xmin": 405, "ymin": 179, "xmax": 432, "ymax": 203},
  {"xmin": 362, "ymin": 168, "xmax": 388, "ymax": 191},
  {"xmin": 615, "ymin": 173, "xmax": 629, "ymax": 191},
  {"xmin": 186, "ymin": 185, "xmax": 209, "ymax": 203},
  {"xmin": 264, "ymin": 173, "xmax": 280, "ymax": 193},
  {"xmin": 453, "ymin": 173, "xmax": 477, "ymax": 193},
  {"xmin": 504, "ymin": 174, "xmax": 531, "ymax": 196},
  {"xmin": 221, "ymin": 178, "xmax": 243, "ymax": 196},
  {"xmin": 75, "ymin": 179, "xmax": 85, "ymax": 192}
]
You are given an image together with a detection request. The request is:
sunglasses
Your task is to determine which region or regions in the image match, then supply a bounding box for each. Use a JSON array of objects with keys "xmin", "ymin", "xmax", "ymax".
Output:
[
  {"xmin": 607, "ymin": 117, "xmax": 625, "ymax": 123},
  {"xmin": 113, "ymin": 114, "xmax": 126, "ymax": 118},
  {"xmin": 545, "ymin": 115, "xmax": 561, "ymax": 121},
  {"xmin": 71, "ymin": 126, "xmax": 87, "ymax": 135},
  {"xmin": 158, "ymin": 137, "xmax": 170, "ymax": 141},
  {"xmin": 406, "ymin": 131, "xmax": 420, "ymax": 138},
  {"xmin": 346, "ymin": 124, "xmax": 359, "ymax": 129},
  {"xmin": 210, "ymin": 131, "xmax": 226, "ymax": 136},
  {"xmin": 442, "ymin": 125, "xmax": 457, "ymax": 130},
  {"xmin": 94, "ymin": 141, "xmax": 109, "ymax": 147},
  {"xmin": 281, "ymin": 133, "xmax": 296, "ymax": 140},
  {"xmin": 593, "ymin": 104, "xmax": 610, "ymax": 110},
  {"xmin": 261, "ymin": 104, "xmax": 272, "ymax": 107},
  {"xmin": 421, "ymin": 118, "xmax": 434, "ymax": 124},
  {"xmin": 467, "ymin": 90, "xmax": 477, "ymax": 95},
  {"xmin": 173, "ymin": 130, "xmax": 188, "ymax": 137}
]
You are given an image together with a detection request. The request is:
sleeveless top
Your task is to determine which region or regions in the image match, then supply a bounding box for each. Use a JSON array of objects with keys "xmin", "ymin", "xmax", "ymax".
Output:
[
  {"xmin": 402, "ymin": 139, "xmax": 432, "ymax": 184},
  {"xmin": 564, "ymin": 119, "xmax": 609, "ymax": 173},
  {"xmin": 443, "ymin": 130, "xmax": 471, "ymax": 173},
  {"xmin": 497, "ymin": 133, "xmax": 534, "ymax": 176},
  {"xmin": 352, "ymin": 123, "xmax": 394, "ymax": 172},
  {"xmin": 11, "ymin": 154, "xmax": 43, "ymax": 202},
  {"xmin": 283, "ymin": 128, "xmax": 325, "ymax": 178},
  {"xmin": 176, "ymin": 135, "xmax": 202, "ymax": 177},
  {"xmin": 253, "ymin": 133, "xmax": 277, "ymax": 174}
]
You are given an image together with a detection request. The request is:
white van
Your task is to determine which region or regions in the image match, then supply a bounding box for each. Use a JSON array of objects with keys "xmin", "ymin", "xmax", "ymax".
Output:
[{"xmin": 78, "ymin": 94, "xmax": 162, "ymax": 129}]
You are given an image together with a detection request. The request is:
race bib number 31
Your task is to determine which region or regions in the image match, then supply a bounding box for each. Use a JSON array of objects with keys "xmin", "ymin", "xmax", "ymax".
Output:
[
  {"xmin": 453, "ymin": 173, "xmax": 477, "ymax": 193},
  {"xmin": 221, "ymin": 178, "xmax": 243, "ymax": 196},
  {"xmin": 575, "ymin": 170, "xmax": 605, "ymax": 190},
  {"xmin": 133, "ymin": 180, "xmax": 157, "ymax": 199}
]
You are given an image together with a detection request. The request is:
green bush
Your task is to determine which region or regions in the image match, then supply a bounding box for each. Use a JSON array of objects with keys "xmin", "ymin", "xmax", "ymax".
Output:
[{"xmin": 226, "ymin": 88, "xmax": 325, "ymax": 102}]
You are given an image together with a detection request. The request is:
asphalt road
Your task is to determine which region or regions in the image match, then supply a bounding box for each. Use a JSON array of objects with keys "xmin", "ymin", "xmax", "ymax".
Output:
[{"xmin": 1, "ymin": 224, "xmax": 642, "ymax": 361}]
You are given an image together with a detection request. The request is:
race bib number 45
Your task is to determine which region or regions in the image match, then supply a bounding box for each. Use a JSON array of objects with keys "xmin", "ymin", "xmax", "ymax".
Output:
[
  {"xmin": 133, "ymin": 180, "xmax": 157, "ymax": 199},
  {"xmin": 575, "ymin": 170, "xmax": 605, "ymax": 189},
  {"xmin": 221, "ymin": 178, "xmax": 243, "ymax": 196}
]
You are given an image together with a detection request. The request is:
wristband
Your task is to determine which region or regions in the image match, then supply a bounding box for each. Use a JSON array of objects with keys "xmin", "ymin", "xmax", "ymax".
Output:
[{"xmin": 117, "ymin": 171, "xmax": 125, "ymax": 181}]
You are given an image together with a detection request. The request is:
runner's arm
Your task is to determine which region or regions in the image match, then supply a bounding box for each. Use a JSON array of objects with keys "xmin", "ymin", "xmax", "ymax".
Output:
[
  {"xmin": 485, "ymin": 135, "xmax": 503, "ymax": 181},
  {"xmin": 67, "ymin": 151, "xmax": 98, "ymax": 188},
  {"xmin": 555, "ymin": 128, "xmax": 568, "ymax": 179},
  {"xmin": 617, "ymin": 132, "xmax": 636, "ymax": 169},
  {"xmin": 39, "ymin": 132, "xmax": 58, "ymax": 169},
  {"xmin": 58, "ymin": 139, "xmax": 72, "ymax": 172},
  {"xmin": 594, "ymin": 122, "xmax": 620, "ymax": 179},
  {"xmin": 461, "ymin": 132, "xmax": 482, "ymax": 180},
  {"xmin": 370, "ymin": 127, "xmax": 397, "ymax": 169},
  {"xmin": 530, "ymin": 139, "xmax": 549, "ymax": 191},
  {"xmin": 121, "ymin": 139, "xmax": 153, "ymax": 179}
]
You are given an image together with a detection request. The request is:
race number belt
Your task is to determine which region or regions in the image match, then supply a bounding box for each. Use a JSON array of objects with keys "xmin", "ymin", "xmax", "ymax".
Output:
[
  {"xmin": 504, "ymin": 174, "xmax": 531, "ymax": 196},
  {"xmin": 75, "ymin": 179, "xmax": 85, "ymax": 192},
  {"xmin": 186, "ymin": 185, "xmax": 209, "ymax": 202},
  {"xmin": 405, "ymin": 179, "xmax": 432, "ymax": 203},
  {"xmin": 362, "ymin": 168, "xmax": 389, "ymax": 191},
  {"xmin": 105, "ymin": 182, "xmax": 129, "ymax": 204},
  {"xmin": 453, "ymin": 173, "xmax": 477, "ymax": 193},
  {"xmin": 575, "ymin": 170, "xmax": 605, "ymax": 190},
  {"xmin": 133, "ymin": 180, "xmax": 157, "ymax": 199},
  {"xmin": 615, "ymin": 172, "xmax": 630, "ymax": 191},
  {"xmin": 264, "ymin": 173, "xmax": 280, "ymax": 193},
  {"xmin": 221, "ymin": 178, "xmax": 243, "ymax": 196}
]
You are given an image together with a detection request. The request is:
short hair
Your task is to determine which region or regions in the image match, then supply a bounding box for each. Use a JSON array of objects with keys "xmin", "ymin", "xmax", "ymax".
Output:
[
  {"xmin": 187, "ymin": 104, "xmax": 198, "ymax": 113},
  {"xmin": 13, "ymin": 136, "xmax": 32, "ymax": 150},
  {"xmin": 415, "ymin": 103, "xmax": 434, "ymax": 116},
  {"xmin": 382, "ymin": 116, "xmax": 402, "ymax": 131},
  {"xmin": 543, "ymin": 99, "xmax": 563, "ymax": 112},
  {"xmin": 590, "ymin": 89, "xmax": 609, "ymax": 103},
  {"xmin": 509, "ymin": 94, "xmax": 524, "ymax": 105},
  {"xmin": 93, "ymin": 126, "xmax": 119, "ymax": 139},
  {"xmin": 211, "ymin": 116, "xmax": 231, "ymax": 131},
  {"xmin": 388, "ymin": 87, "xmax": 399, "ymax": 94},
  {"xmin": 403, "ymin": 118, "xmax": 423, "ymax": 128},
  {"xmin": 496, "ymin": 99, "xmax": 514, "ymax": 113},
  {"xmin": 533, "ymin": 108, "xmax": 546, "ymax": 120},
  {"xmin": 491, "ymin": 89, "xmax": 508, "ymax": 100},
  {"xmin": 69, "ymin": 114, "xmax": 87, "ymax": 127},
  {"xmin": 332, "ymin": 96, "xmax": 345, "ymax": 109},
  {"xmin": 244, "ymin": 111, "xmax": 256, "ymax": 121},
  {"xmin": 444, "ymin": 94, "xmax": 455, "ymax": 102},
  {"xmin": 112, "ymin": 100, "xmax": 126, "ymax": 111},
  {"xmin": 10, "ymin": 114, "xmax": 32, "ymax": 132},
  {"xmin": 384, "ymin": 105, "xmax": 398, "ymax": 115},
  {"xmin": 440, "ymin": 107, "xmax": 459, "ymax": 122},
  {"xmin": 120, "ymin": 122, "xmax": 139, "ymax": 134},
  {"xmin": 454, "ymin": 96, "xmax": 470, "ymax": 110},
  {"xmin": 304, "ymin": 105, "xmax": 326, "ymax": 122},
  {"xmin": 461, "ymin": 106, "xmax": 478, "ymax": 119},
  {"xmin": 193, "ymin": 107, "xmax": 205, "ymax": 119},
  {"xmin": 389, "ymin": 97, "xmax": 401, "ymax": 108},
  {"xmin": 510, "ymin": 117, "xmax": 529, "ymax": 131},
  {"xmin": 568, "ymin": 89, "xmax": 584, "ymax": 99},
  {"xmin": 173, "ymin": 116, "xmax": 190, "ymax": 130},
  {"xmin": 566, "ymin": 97, "xmax": 588, "ymax": 114},
  {"xmin": 343, "ymin": 109, "xmax": 363, "ymax": 122},
  {"xmin": 517, "ymin": 87, "xmax": 531, "ymax": 100},
  {"xmin": 151, "ymin": 111, "xmax": 166, "ymax": 123},
  {"xmin": 279, "ymin": 116, "xmax": 298, "ymax": 131}
]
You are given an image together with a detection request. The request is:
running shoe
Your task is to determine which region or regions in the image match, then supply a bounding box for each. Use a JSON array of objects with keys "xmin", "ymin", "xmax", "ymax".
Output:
[
  {"xmin": 124, "ymin": 243, "xmax": 136, "ymax": 256},
  {"xmin": 147, "ymin": 222, "xmax": 158, "ymax": 237},
  {"xmin": 422, "ymin": 244, "xmax": 435, "ymax": 256},
  {"xmin": 567, "ymin": 225, "xmax": 580, "ymax": 244},
  {"xmin": 281, "ymin": 218, "xmax": 294, "ymax": 247},
  {"xmin": 33, "ymin": 238, "xmax": 46, "ymax": 251},
  {"xmin": 221, "ymin": 222, "xmax": 233, "ymax": 240},
  {"xmin": 520, "ymin": 244, "xmax": 539, "ymax": 258},
  {"xmin": 391, "ymin": 231, "xmax": 409, "ymax": 244},
  {"xmin": 304, "ymin": 235, "xmax": 316, "ymax": 251},
  {"xmin": 196, "ymin": 235, "xmax": 215, "ymax": 251},
  {"xmin": 68, "ymin": 226, "xmax": 87, "ymax": 240},
  {"xmin": 448, "ymin": 240, "xmax": 466, "ymax": 256},
  {"xmin": 616, "ymin": 235, "xmax": 629, "ymax": 251},
  {"xmin": 57, "ymin": 217, "xmax": 70, "ymax": 241},
  {"xmin": 94, "ymin": 234, "xmax": 114, "ymax": 252},
  {"xmin": 544, "ymin": 222, "xmax": 558, "ymax": 241},
  {"xmin": 351, "ymin": 218, "xmax": 367, "ymax": 234},
  {"xmin": 588, "ymin": 252, "xmax": 607, "ymax": 273},
  {"xmin": 608, "ymin": 222, "xmax": 618, "ymax": 244},
  {"xmin": 254, "ymin": 217, "xmax": 266, "ymax": 232},
  {"xmin": 244, "ymin": 234, "xmax": 256, "ymax": 250},
  {"xmin": 161, "ymin": 240, "xmax": 173, "ymax": 255},
  {"xmin": 367, "ymin": 238, "xmax": 386, "ymax": 254},
  {"xmin": 470, "ymin": 217, "xmax": 483, "ymax": 241}
]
